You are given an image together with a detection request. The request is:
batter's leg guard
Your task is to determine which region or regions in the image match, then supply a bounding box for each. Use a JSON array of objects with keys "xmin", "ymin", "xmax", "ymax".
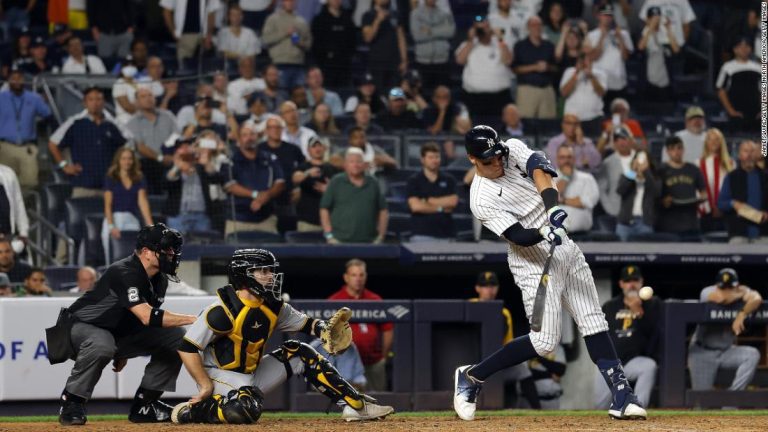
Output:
[{"xmin": 597, "ymin": 360, "xmax": 647, "ymax": 420}]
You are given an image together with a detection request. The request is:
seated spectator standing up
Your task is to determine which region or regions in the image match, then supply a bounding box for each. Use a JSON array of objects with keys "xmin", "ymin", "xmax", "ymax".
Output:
[
  {"xmin": 638, "ymin": 0, "xmax": 695, "ymax": 89},
  {"xmin": 69, "ymin": 266, "xmax": 98, "ymax": 294},
  {"xmin": 260, "ymin": 115, "xmax": 306, "ymax": 233},
  {"xmin": 499, "ymin": 104, "xmax": 524, "ymax": 138},
  {"xmin": 489, "ymin": 0, "xmax": 530, "ymax": 51},
  {"xmin": 336, "ymin": 127, "xmax": 398, "ymax": 175},
  {"xmin": 410, "ymin": 0, "xmax": 455, "ymax": 90},
  {"xmin": 262, "ymin": 0, "xmax": 312, "ymax": 90},
  {"xmin": 717, "ymin": 36, "xmax": 761, "ymax": 133},
  {"xmin": 637, "ymin": 6, "xmax": 680, "ymax": 101},
  {"xmin": 321, "ymin": 148, "xmax": 388, "ymax": 244},
  {"xmin": 0, "ymin": 164, "xmax": 29, "ymax": 241},
  {"xmin": 718, "ymin": 140, "xmax": 768, "ymax": 244},
  {"xmin": 378, "ymin": 87, "xmax": 423, "ymax": 131},
  {"xmin": 227, "ymin": 56, "xmax": 265, "ymax": 117},
  {"xmin": 181, "ymin": 96, "xmax": 233, "ymax": 144},
  {"xmin": 160, "ymin": 0, "xmax": 221, "ymax": 67},
  {"xmin": 16, "ymin": 36, "xmax": 58, "ymax": 75},
  {"xmin": 49, "ymin": 87, "xmax": 128, "ymax": 198},
  {"xmin": 305, "ymin": 66, "xmax": 344, "ymax": 116},
  {"xmin": 345, "ymin": 103, "xmax": 384, "ymax": 135},
  {"xmin": 454, "ymin": 15, "xmax": 512, "ymax": 120},
  {"xmin": 280, "ymin": 101, "xmax": 318, "ymax": 157},
  {"xmin": 599, "ymin": 98, "xmax": 645, "ymax": 151},
  {"xmin": 559, "ymin": 54, "xmax": 607, "ymax": 137},
  {"xmin": 554, "ymin": 21, "xmax": 586, "ymax": 88},
  {"xmin": 512, "ymin": 16, "xmax": 557, "ymax": 120},
  {"xmin": 221, "ymin": 125, "xmax": 286, "ymax": 236},
  {"xmin": 595, "ymin": 265, "xmax": 660, "ymax": 410},
  {"xmin": 407, "ymin": 143, "xmax": 458, "ymax": 242},
  {"xmin": 554, "ymin": 145, "xmax": 599, "ymax": 234},
  {"xmin": 669, "ymin": 106, "xmax": 706, "ymax": 164},
  {"xmin": 20, "ymin": 267, "xmax": 52, "ymax": 297},
  {"xmin": 423, "ymin": 86, "xmax": 466, "ymax": 136},
  {"xmin": 615, "ymin": 148, "xmax": 660, "ymax": 241},
  {"xmin": 0, "ymin": 272, "xmax": 13, "ymax": 297},
  {"xmin": 311, "ymin": 0, "xmax": 356, "ymax": 88},
  {"xmin": 60, "ymin": 36, "xmax": 107, "ymax": 74},
  {"xmin": 344, "ymin": 73, "xmax": 387, "ymax": 115},
  {"xmin": 292, "ymin": 137, "xmax": 341, "ymax": 232},
  {"xmin": 215, "ymin": 4, "xmax": 261, "ymax": 60},
  {"xmin": 127, "ymin": 87, "xmax": 178, "ymax": 195},
  {"xmin": 688, "ymin": 268, "xmax": 762, "ymax": 392},
  {"xmin": 87, "ymin": 0, "xmax": 136, "ymax": 60},
  {"xmin": 597, "ymin": 126, "xmax": 635, "ymax": 220},
  {"xmin": 545, "ymin": 114, "xmax": 601, "ymax": 174},
  {"xmin": 176, "ymin": 83, "xmax": 227, "ymax": 131},
  {"xmin": 698, "ymin": 128, "xmax": 734, "ymax": 232},
  {"xmin": 112, "ymin": 57, "xmax": 142, "ymax": 126},
  {"xmin": 585, "ymin": 3, "xmax": 633, "ymax": 106},
  {"xmin": 362, "ymin": 0, "xmax": 408, "ymax": 91},
  {"xmin": 0, "ymin": 237, "xmax": 31, "ymax": 284},
  {"xmin": 327, "ymin": 259, "xmax": 394, "ymax": 391},
  {"xmin": 0, "ymin": 68, "xmax": 51, "ymax": 191},
  {"xmin": 657, "ymin": 137, "xmax": 705, "ymax": 240}
]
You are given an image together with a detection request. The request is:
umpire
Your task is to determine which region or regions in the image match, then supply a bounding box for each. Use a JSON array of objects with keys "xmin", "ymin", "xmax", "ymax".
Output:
[{"xmin": 56, "ymin": 223, "xmax": 197, "ymax": 426}]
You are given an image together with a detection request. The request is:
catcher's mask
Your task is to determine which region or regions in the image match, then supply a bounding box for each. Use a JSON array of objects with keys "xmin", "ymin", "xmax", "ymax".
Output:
[
  {"xmin": 135, "ymin": 223, "xmax": 183, "ymax": 282},
  {"xmin": 228, "ymin": 249, "xmax": 284, "ymax": 301}
]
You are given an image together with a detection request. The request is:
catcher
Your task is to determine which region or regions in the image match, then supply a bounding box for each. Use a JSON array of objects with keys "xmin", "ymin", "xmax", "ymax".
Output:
[{"xmin": 171, "ymin": 248, "xmax": 394, "ymax": 424}]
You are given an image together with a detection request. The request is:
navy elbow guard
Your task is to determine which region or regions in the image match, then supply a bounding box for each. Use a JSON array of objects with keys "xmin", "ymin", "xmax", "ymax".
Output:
[
  {"xmin": 149, "ymin": 308, "xmax": 165, "ymax": 327},
  {"xmin": 526, "ymin": 151, "xmax": 557, "ymax": 179}
]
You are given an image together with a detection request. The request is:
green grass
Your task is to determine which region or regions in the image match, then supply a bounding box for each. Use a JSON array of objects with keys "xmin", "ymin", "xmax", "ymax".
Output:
[{"xmin": 2, "ymin": 410, "xmax": 768, "ymax": 423}]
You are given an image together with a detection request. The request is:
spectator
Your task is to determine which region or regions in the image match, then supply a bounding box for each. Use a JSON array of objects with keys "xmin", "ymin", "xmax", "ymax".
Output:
[
  {"xmin": 1, "ymin": 27, "xmax": 31, "ymax": 77},
  {"xmin": 144, "ymin": 57, "xmax": 178, "ymax": 110},
  {"xmin": 599, "ymin": 98, "xmax": 646, "ymax": 150},
  {"xmin": 210, "ymin": 70, "xmax": 229, "ymax": 105},
  {"xmin": 584, "ymin": 3, "xmax": 633, "ymax": 105},
  {"xmin": 670, "ymin": 106, "xmax": 707, "ymax": 164},
  {"xmin": 16, "ymin": 36, "xmax": 58, "ymax": 75},
  {"xmin": 176, "ymin": 84, "xmax": 227, "ymax": 130},
  {"xmin": 46, "ymin": 24, "xmax": 72, "ymax": 67},
  {"xmin": 717, "ymin": 36, "xmax": 760, "ymax": 132},
  {"xmin": 554, "ymin": 21, "xmax": 586, "ymax": 88},
  {"xmin": 688, "ymin": 268, "xmax": 761, "ymax": 391},
  {"xmin": 344, "ymin": 73, "xmax": 387, "ymax": 115},
  {"xmin": 554, "ymin": 145, "xmax": 599, "ymax": 233},
  {"xmin": 261, "ymin": 114, "xmax": 306, "ymax": 232},
  {"xmin": 160, "ymin": 0, "xmax": 221, "ymax": 66},
  {"xmin": 60, "ymin": 36, "xmax": 107, "ymax": 74},
  {"xmin": 309, "ymin": 339, "xmax": 367, "ymax": 390},
  {"xmin": 0, "ymin": 237, "xmax": 30, "ymax": 283},
  {"xmin": 406, "ymin": 142, "xmax": 458, "ymax": 241},
  {"xmin": 227, "ymin": 56, "xmax": 265, "ymax": 116},
  {"xmin": 336, "ymin": 127, "xmax": 398, "ymax": 175},
  {"xmin": 293, "ymin": 136, "xmax": 341, "ymax": 231},
  {"xmin": 306, "ymin": 103, "xmax": 340, "ymax": 135},
  {"xmin": 305, "ymin": 66, "xmax": 343, "ymax": 116},
  {"xmin": 126, "ymin": 87, "xmax": 177, "ymax": 195},
  {"xmin": 0, "ymin": 164, "xmax": 28, "ymax": 241},
  {"xmin": 21, "ymin": 268, "xmax": 52, "ymax": 297},
  {"xmin": 489, "ymin": 0, "xmax": 532, "ymax": 49},
  {"xmin": 68, "ymin": 266, "xmax": 98, "ymax": 294},
  {"xmin": 545, "ymin": 114, "xmax": 601, "ymax": 174},
  {"xmin": 639, "ymin": 0, "xmax": 695, "ymax": 49},
  {"xmin": 362, "ymin": 0, "xmax": 408, "ymax": 90},
  {"xmin": 498, "ymin": 103, "xmax": 524, "ymax": 138},
  {"xmin": 311, "ymin": 0, "xmax": 356, "ymax": 88},
  {"xmin": 111, "ymin": 38, "xmax": 149, "ymax": 77},
  {"xmin": 262, "ymin": 0, "xmax": 312, "ymax": 90},
  {"xmin": 637, "ymin": 5, "xmax": 681, "ymax": 100},
  {"xmin": 597, "ymin": 126, "xmax": 635, "ymax": 219},
  {"xmin": 400, "ymin": 69, "xmax": 429, "ymax": 116},
  {"xmin": 616, "ymin": 149, "xmax": 660, "ymax": 241},
  {"xmin": 595, "ymin": 265, "xmax": 660, "ymax": 410},
  {"xmin": 87, "ymin": 0, "xmax": 135, "ymax": 59},
  {"xmin": 279, "ymin": 101, "xmax": 317, "ymax": 157},
  {"xmin": 216, "ymin": 4, "xmax": 261, "ymax": 59},
  {"xmin": 0, "ymin": 272, "xmax": 12, "ymax": 297},
  {"xmin": 698, "ymin": 128, "xmax": 734, "ymax": 232},
  {"xmin": 289, "ymin": 85, "xmax": 312, "ymax": 125},
  {"xmin": 1, "ymin": 0, "xmax": 33, "ymax": 34},
  {"xmin": 102, "ymin": 147, "xmax": 153, "ymax": 263},
  {"xmin": 455, "ymin": 15, "xmax": 513, "ymax": 119},
  {"xmin": 49, "ymin": 87, "xmax": 128, "ymax": 197},
  {"xmin": 221, "ymin": 124, "xmax": 286, "ymax": 236},
  {"xmin": 261, "ymin": 63, "xmax": 288, "ymax": 112},
  {"xmin": 423, "ymin": 86, "xmax": 465, "ymax": 135},
  {"xmin": 559, "ymin": 54, "xmax": 607, "ymax": 136},
  {"xmin": 181, "ymin": 96, "xmax": 233, "ymax": 143},
  {"xmin": 243, "ymin": 93, "xmax": 270, "ymax": 134},
  {"xmin": 164, "ymin": 137, "xmax": 223, "ymax": 234},
  {"xmin": 378, "ymin": 87, "xmax": 423, "ymax": 131},
  {"xmin": 410, "ymin": 0, "xmax": 455, "ymax": 90},
  {"xmin": 657, "ymin": 136, "xmax": 705, "ymax": 239},
  {"xmin": 327, "ymin": 259, "xmax": 394, "ymax": 390},
  {"xmin": 718, "ymin": 140, "xmax": 768, "ymax": 244},
  {"xmin": 0, "ymin": 68, "xmax": 51, "ymax": 191},
  {"xmin": 239, "ymin": 0, "xmax": 275, "ymax": 33},
  {"xmin": 513, "ymin": 16, "xmax": 557, "ymax": 119},
  {"xmin": 111, "ymin": 57, "xmax": 142, "ymax": 126},
  {"xmin": 320, "ymin": 147, "xmax": 388, "ymax": 244},
  {"xmin": 541, "ymin": 1, "xmax": 565, "ymax": 45}
]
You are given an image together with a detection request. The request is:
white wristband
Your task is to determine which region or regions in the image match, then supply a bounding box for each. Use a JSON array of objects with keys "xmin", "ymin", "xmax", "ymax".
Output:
[
  {"xmin": 251, "ymin": 191, "xmax": 259, "ymax": 199},
  {"xmin": 58, "ymin": 160, "xmax": 68, "ymax": 169},
  {"xmin": 156, "ymin": 154, "xmax": 164, "ymax": 163}
]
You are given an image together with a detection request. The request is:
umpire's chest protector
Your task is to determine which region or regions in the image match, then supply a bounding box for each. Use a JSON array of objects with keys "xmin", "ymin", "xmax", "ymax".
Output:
[{"xmin": 206, "ymin": 286, "xmax": 283, "ymax": 373}]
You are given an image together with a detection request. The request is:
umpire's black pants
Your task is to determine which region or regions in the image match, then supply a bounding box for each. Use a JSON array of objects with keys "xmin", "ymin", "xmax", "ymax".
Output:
[{"xmin": 64, "ymin": 322, "xmax": 184, "ymax": 400}]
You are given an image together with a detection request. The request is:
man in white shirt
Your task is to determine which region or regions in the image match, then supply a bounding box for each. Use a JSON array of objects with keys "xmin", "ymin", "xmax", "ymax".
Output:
[
  {"xmin": 638, "ymin": 0, "xmax": 695, "ymax": 48},
  {"xmin": 555, "ymin": 145, "xmax": 599, "ymax": 233},
  {"xmin": 279, "ymin": 101, "xmax": 317, "ymax": 157},
  {"xmin": 585, "ymin": 3, "xmax": 633, "ymax": 105},
  {"xmin": 160, "ymin": 0, "xmax": 222, "ymax": 66},
  {"xmin": 176, "ymin": 83, "xmax": 227, "ymax": 130},
  {"xmin": 559, "ymin": 54, "xmax": 607, "ymax": 137},
  {"xmin": 668, "ymin": 106, "xmax": 706, "ymax": 164},
  {"xmin": 488, "ymin": 0, "xmax": 530, "ymax": 49},
  {"xmin": 60, "ymin": 36, "xmax": 107, "ymax": 74},
  {"xmin": 227, "ymin": 56, "xmax": 266, "ymax": 116},
  {"xmin": 216, "ymin": 4, "xmax": 261, "ymax": 59},
  {"xmin": 112, "ymin": 59, "xmax": 142, "ymax": 126}
]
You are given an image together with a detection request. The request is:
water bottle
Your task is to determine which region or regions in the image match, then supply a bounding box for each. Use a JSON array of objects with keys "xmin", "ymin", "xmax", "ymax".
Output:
[{"xmin": 291, "ymin": 31, "xmax": 300, "ymax": 45}]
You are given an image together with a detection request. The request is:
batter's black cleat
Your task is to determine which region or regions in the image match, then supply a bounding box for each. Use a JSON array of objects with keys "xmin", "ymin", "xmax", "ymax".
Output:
[
  {"xmin": 128, "ymin": 399, "xmax": 174, "ymax": 423},
  {"xmin": 59, "ymin": 391, "xmax": 87, "ymax": 426},
  {"xmin": 453, "ymin": 365, "xmax": 483, "ymax": 421}
]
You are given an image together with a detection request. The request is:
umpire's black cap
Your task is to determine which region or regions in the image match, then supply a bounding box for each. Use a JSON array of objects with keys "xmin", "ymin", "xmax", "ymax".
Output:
[
  {"xmin": 716, "ymin": 268, "xmax": 739, "ymax": 288},
  {"xmin": 620, "ymin": 265, "xmax": 643, "ymax": 281},
  {"xmin": 465, "ymin": 125, "xmax": 507, "ymax": 160}
]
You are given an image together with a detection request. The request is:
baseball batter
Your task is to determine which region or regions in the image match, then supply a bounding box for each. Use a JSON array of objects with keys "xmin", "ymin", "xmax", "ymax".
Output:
[{"xmin": 453, "ymin": 126, "xmax": 647, "ymax": 421}]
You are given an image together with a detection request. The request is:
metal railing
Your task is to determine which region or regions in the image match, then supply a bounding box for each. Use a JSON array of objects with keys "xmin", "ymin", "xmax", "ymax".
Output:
[{"xmin": 27, "ymin": 209, "xmax": 75, "ymax": 266}]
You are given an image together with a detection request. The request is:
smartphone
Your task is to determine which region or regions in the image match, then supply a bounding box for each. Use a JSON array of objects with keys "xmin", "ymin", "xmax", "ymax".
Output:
[
  {"xmin": 636, "ymin": 151, "xmax": 647, "ymax": 165},
  {"xmin": 199, "ymin": 138, "xmax": 217, "ymax": 149},
  {"xmin": 612, "ymin": 114, "xmax": 621, "ymax": 127}
]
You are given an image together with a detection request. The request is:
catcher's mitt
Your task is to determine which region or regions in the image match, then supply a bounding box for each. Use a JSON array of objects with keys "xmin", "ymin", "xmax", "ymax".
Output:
[{"xmin": 320, "ymin": 307, "xmax": 353, "ymax": 355}]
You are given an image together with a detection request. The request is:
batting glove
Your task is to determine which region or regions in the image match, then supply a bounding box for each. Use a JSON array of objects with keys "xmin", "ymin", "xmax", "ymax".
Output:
[
  {"xmin": 539, "ymin": 225, "xmax": 566, "ymax": 245},
  {"xmin": 547, "ymin": 206, "xmax": 568, "ymax": 229}
]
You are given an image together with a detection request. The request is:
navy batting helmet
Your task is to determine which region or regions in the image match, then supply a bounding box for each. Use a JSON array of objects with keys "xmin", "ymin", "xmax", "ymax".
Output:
[
  {"xmin": 228, "ymin": 249, "xmax": 284, "ymax": 301},
  {"xmin": 465, "ymin": 125, "xmax": 508, "ymax": 160}
]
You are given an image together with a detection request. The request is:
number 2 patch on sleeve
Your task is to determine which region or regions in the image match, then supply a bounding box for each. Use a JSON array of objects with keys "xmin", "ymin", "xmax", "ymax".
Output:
[{"xmin": 127, "ymin": 287, "xmax": 140, "ymax": 303}]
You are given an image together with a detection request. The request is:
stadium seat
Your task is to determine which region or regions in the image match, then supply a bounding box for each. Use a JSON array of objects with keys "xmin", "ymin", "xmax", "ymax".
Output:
[
  {"xmin": 387, "ymin": 213, "xmax": 412, "ymax": 241},
  {"xmin": 109, "ymin": 231, "xmax": 140, "ymax": 263},
  {"xmin": 226, "ymin": 231, "xmax": 284, "ymax": 244},
  {"xmin": 65, "ymin": 198, "xmax": 105, "ymax": 244},
  {"xmin": 702, "ymin": 231, "xmax": 729, "ymax": 243},
  {"xmin": 147, "ymin": 194, "xmax": 168, "ymax": 214},
  {"xmin": 84, "ymin": 214, "xmax": 106, "ymax": 268},
  {"xmin": 185, "ymin": 230, "xmax": 223, "ymax": 244},
  {"xmin": 627, "ymin": 232, "xmax": 680, "ymax": 242},
  {"xmin": 594, "ymin": 214, "xmax": 617, "ymax": 233},
  {"xmin": 453, "ymin": 214, "xmax": 473, "ymax": 232},
  {"xmin": 386, "ymin": 197, "xmax": 409, "ymax": 213},
  {"xmin": 43, "ymin": 183, "xmax": 73, "ymax": 226},
  {"xmin": 387, "ymin": 182, "xmax": 408, "ymax": 199},
  {"xmin": 284, "ymin": 231, "xmax": 325, "ymax": 244},
  {"xmin": 44, "ymin": 265, "xmax": 80, "ymax": 291}
]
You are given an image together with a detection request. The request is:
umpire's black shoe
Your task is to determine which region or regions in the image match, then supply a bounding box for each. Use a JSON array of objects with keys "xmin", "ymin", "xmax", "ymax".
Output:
[
  {"xmin": 59, "ymin": 392, "xmax": 87, "ymax": 426},
  {"xmin": 128, "ymin": 399, "xmax": 174, "ymax": 423}
]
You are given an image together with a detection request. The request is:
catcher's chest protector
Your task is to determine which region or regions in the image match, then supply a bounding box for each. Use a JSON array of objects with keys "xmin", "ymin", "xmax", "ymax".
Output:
[{"xmin": 208, "ymin": 286, "xmax": 283, "ymax": 373}]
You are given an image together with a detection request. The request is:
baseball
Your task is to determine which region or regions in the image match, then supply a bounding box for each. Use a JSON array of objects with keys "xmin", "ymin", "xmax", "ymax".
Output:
[{"xmin": 639, "ymin": 286, "xmax": 654, "ymax": 300}]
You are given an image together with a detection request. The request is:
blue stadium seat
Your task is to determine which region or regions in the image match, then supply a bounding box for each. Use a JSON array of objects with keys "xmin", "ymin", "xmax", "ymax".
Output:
[
  {"xmin": 84, "ymin": 214, "xmax": 105, "ymax": 268},
  {"xmin": 44, "ymin": 265, "xmax": 80, "ymax": 291},
  {"xmin": 386, "ymin": 197, "xmax": 409, "ymax": 213},
  {"xmin": 43, "ymin": 183, "xmax": 73, "ymax": 226},
  {"xmin": 387, "ymin": 182, "xmax": 408, "ymax": 199},
  {"xmin": 186, "ymin": 230, "xmax": 223, "ymax": 244},
  {"xmin": 387, "ymin": 213, "xmax": 412, "ymax": 241},
  {"xmin": 226, "ymin": 231, "xmax": 284, "ymax": 244},
  {"xmin": 284, "ymin": 231, "xmax": 325, "ymax": 244},
  {"xmin": 65, "ymin": 198, "xmax": 105, "ymax": 243}
]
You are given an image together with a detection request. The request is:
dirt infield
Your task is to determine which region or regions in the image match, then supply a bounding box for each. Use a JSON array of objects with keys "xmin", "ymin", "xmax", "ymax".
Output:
[{"xmin": 1, "ymin": 414, "xmax": 767, "ymax": 432}]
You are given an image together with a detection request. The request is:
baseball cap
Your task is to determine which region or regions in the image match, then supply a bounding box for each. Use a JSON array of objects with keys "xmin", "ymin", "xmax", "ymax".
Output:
[
  {"xmin": 19, "ymin": 26, "xmax": 31, "ymax": 37},
  {"xmin": 647, "ymin": 6, "xmax": 662, "ymax": 18},
  {"xmin": 0, "ymin": 272, "xmax": 10, "ymax": 287},
  {"xmin": 52, "ymin": 24, "xmax": 69, "ymax": 36},
  {"xmin": 389, "ymin": 87, "xmax": 406, "ymax": 100},
  {"xmin": 685, "ymin": 106, "xmax": 705, "ymax": 120},
  {"xmin": 598, "ymin": 2, "xmax": 614, "ymax": 15},
  {"xmin": 620, "ymin": 265, "xmax": 643, "ymax": 281},
  {"xmin": 308, "ymin": 136, "xmax": 327, "ymax": 148},
  {"xmin": 31, "ymin": 36, "xmax": 46, "ymax": 48},
  {"xmin": 248, "ymin": 92, "xmax": 268, "ymax": 106},
  {"xmin": 613, "ymin": 126, "xmax": 631, "ymax": 139},
  {"xmin": 716, "ymin": 268, "xmax": 739, "ymax": 288},
  {"xmin": 357, "ymin": 72, "xmax": 375, "ymax": 86},
  {"xmin": 476, "ymin": 271, "xmax": 499, "ymax": 287}
]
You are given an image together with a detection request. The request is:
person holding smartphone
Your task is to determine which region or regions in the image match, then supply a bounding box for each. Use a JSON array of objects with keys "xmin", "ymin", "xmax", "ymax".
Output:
[
  {"xmin": 615, "ymin": 146, "xmax": 661, "ymax": 241},
  {"xmin": 584, "ymin": 3, "xmax": 633, "ymax": 110}
]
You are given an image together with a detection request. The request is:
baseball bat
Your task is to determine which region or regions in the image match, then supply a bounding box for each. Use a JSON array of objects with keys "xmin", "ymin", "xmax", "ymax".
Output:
[{"xmin": 530, "ymin": 240, "xmax": 557, "ymax": 332}]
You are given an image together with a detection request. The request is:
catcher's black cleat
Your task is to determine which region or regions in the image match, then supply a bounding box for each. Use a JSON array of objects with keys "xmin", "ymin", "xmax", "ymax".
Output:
[
  {"xmin": 59, "ymin": 398, "xmax": 87, "ymax": 426},
  {"xmin": 128, "ymin": 399, "xmax": 174, "ymax": 423}
]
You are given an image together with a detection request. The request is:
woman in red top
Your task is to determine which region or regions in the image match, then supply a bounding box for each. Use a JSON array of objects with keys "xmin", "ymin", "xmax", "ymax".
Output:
[{"xmin": 698, "ymin": 128, "xmax": 734, "ymax": 232}]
